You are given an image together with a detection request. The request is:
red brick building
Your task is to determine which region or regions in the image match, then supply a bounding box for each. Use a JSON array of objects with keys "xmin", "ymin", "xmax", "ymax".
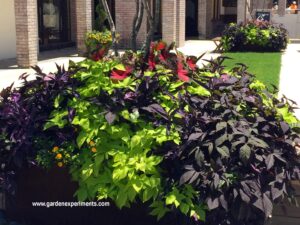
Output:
[{"xmin": 0, "ymin": 0, "xmax": 295, "ymax": 68}]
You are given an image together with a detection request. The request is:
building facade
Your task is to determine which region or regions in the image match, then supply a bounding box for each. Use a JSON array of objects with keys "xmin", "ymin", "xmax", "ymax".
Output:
[{"xmin": 0, "ymin": 0, "xmax": 298, "ymax": 67}]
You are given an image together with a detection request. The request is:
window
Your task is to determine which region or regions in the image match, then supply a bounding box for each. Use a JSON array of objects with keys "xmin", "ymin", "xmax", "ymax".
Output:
[{"xmin": 222, "ymin": 0, "xmax": 237, "ymax": 7}]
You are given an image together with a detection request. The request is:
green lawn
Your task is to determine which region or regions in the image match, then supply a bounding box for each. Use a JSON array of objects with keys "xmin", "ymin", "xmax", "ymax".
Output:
[{"xmin": 222, "ymin": 52, "xmax": 281, "ymax": 88}]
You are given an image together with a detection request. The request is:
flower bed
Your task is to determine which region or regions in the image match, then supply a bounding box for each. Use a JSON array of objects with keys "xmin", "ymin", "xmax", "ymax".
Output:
[
  {"xmin": 1, "ymin": 42, "xmax": 300, "ymax": 225},
  {"xmin": 221, "ymin": 21, "xmax": 288, "ymax": 52}
]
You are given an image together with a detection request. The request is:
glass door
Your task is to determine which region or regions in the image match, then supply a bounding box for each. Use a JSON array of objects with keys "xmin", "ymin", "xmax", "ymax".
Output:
[
  {"xmin": 186, "ymin": 0, "xmax": 198, "ymax": 37},
  {"xmin": 38, "ymin": 0, "xmax": 71, "ymax": 50}
]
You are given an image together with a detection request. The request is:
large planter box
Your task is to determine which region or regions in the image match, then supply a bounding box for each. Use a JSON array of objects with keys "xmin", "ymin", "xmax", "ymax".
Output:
[
  {"xmin": 3, "ymin": 167, "xmax": 300, "ymax": 225},
  {"xmin": 4, "ymin": 167, "xmax": 177, "ymax": 225}
]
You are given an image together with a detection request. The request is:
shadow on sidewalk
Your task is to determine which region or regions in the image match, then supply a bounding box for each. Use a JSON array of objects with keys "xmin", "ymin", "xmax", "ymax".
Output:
[{"xmin": 0, "ymin": 48, "xmax": 79, "ymax": 70}]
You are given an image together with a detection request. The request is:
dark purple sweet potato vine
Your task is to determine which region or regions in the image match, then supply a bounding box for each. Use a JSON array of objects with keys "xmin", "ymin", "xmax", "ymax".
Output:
[
  {"xmin": 0, "ymin": 65, "xmax": 79, "ymax": 193},
  {"xmin": 160, "ymin": 62, "xmax": 300, "ymax": 225}
]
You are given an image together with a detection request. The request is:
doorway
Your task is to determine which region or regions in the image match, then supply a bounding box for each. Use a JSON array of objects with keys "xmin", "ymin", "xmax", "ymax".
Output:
[
  {"xmin": 186, "ymin": 0, "xmax": 198, "ymax": 37},
  {"xmin": 38, "ymin": 0, "xmax": 73, "ymax": 51}
]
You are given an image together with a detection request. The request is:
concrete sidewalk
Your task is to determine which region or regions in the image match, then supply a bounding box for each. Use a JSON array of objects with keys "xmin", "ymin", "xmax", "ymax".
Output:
[
  {"xmin": 178, "ymin": 40, "xmax": 221, "ymax": 66},
  {"xmin": 0, "ymin": 48, "xmax": 85, "ymax": 90},
  {"xmin": 279, "ymin": 43, "xmax": 300, "ymax": 119}
]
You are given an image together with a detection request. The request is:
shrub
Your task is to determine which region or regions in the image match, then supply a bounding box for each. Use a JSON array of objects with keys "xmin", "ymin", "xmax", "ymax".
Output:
[
  {"xmin": 85, "ymin": 30, "xmax": 113, "ymax": 61},
  {"xmin": 1, "ymin": 42, "xmax": 300, "ymax": 225},
  {"xmin": 0, "ymin": 65, "xmax": 78, "ymax": 193},
  {"xmin": 221, "ymin": 21, "xmax": 288, "ymax": 52}
]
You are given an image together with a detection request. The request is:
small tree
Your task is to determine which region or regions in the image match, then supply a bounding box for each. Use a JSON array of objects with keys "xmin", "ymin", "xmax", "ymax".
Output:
[
  {"xmin": 142, "ymin": 0, "xmax": 161, "ymax": 59},
  {"xmin": 101, "ymin": 0, "xmax": 118, "ymax": 56},
  {"xmin": 131, "ymin": 0, "xmax": 144, "ymax": 52},
  {"xmin": 95, "ymin": 1, "xmax": 108, "ymax": 31}
]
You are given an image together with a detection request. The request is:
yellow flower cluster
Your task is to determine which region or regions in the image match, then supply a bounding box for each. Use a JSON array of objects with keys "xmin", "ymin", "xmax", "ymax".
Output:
[
  {"xmin": 86, "ymin": 31, "xmax": 112, "ymax": 45},
  {"xmin": 52, "ymin": 146, "xmax": 64, "ymax": 168},
  {"xmin": 89, "ymin": 141, "xmax": 97, "ymax": 153}
]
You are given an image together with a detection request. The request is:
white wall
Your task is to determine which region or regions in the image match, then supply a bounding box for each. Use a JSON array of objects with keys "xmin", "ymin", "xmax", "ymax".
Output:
[
  {"xmin": 272, "ymin": 14, "xmax": 300, "ymax": 38},
  {"xmin": 0, "ymin": 0, "xmax": 16, "ymax": 60}
]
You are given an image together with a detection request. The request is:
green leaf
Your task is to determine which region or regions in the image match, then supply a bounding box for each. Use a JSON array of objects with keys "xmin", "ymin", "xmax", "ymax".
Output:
[
  {"xmin": 150, "ymin": 201, "xmax": 170, "ymax": 220},
  {"xmin": 187, "ymin": 86, "xmax": 211, "ymax": 97},
  {"xmin": 116, "ymin": 190, "xmax": 127, "ymax": 208},
  {"xmin": 81, "ymin": 167, "xmax": 93, "ymax": 180},
  {"xmin": 131, "ymin": 135, "xmax": 141, "ymax": 149},
  {"xmin": 72, "ymin": 117, "xmax": 90, "ymax": 131},
  {"xmin": 132, "ymin": 180, "xmax": 143, "ymax": 193},
  {"xmin": 54, "ymin": 94, "xmax": 64, "ymax": 108},
  {"xmin": 179, "ymin": 203, "xmax": 190, "ymax": 215},
  {"xmin": 112, "ymin": 167, "xmax": 129, "ymax": 180},
  {"xmin": 77, "ymin": 130, "xmax": 87, "ymax": 148},
  {"xmin": 165, "ymin": 194, "xmax": 180, "ymax": 207},
  {"xmin": 142, "ymin": 188, "xmax": 156, "ymax": 202},
  {"xmin": 127, "ymin": 187, "xmax": 137, "ymax": 202},
  {"xmin": 114, "ymin": 64, "xmax": 126, "ymax": 71},
  {"xmin": 75, "ymin": 188, "xmax": 88, "ymax": 201}
]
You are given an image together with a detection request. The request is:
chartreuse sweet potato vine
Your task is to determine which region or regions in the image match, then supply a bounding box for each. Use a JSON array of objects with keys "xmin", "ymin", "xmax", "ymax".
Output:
[
  {"xmin": 41, "ymin": 43, "xmax": 210, "ymax": 221},
  {"xmin": 13, "ymin": 42, "xmax": 299, "ymax": 225}
]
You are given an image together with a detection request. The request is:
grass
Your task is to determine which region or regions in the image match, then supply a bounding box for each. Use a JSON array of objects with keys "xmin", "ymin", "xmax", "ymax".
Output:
[{"xmin": 222, "ymin": 52, "xmax": 282, "ymax": 88}]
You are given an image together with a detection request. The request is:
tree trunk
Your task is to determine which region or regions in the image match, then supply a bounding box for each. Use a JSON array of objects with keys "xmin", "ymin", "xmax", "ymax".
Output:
[
  {"xmin": 131, "ymin": 0, "xmax": 144, "ymax": 51},
  {"xmin": 142, "ymin": 0, "xmax": 156, "ymax": 59},
  {"xmin": 101, "ymin": 0, "xmax": 118, "ymax": 56}
]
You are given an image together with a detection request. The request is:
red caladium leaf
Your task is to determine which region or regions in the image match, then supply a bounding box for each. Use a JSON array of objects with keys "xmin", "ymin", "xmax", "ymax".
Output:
[
  {"xmin": 91, "ymin": 52, "xmax": 100, "ymax": 61},
  {"xmin": 148, "ymin": 53, "xmax": 156, "ymax": 70},
  {"xmin": 98, "ymin": 48, "xmax": 106, "ymax": 59},
  {"xmin": 111, "ymin": 66, "xmax": 132, "ymax": 80},
  {"xmin": 177, "ymin": 60, "xmax": 190, "ymax": 82},
  {"xmin": 159, "ymin": 51, "xmax": 167, "ymax": 62},
  {"xmin": 186, "ymin": 56, "xmax": 197, "ymax": 71},
  {"xmin": 155, "ymin": 41, "xmax": 167, "ymax": 51}
]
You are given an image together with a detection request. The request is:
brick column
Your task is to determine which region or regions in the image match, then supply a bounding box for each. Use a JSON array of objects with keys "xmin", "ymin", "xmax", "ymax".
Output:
[
  {"xmin": 162, "ymin": 0, "xmax": 185, "ymax": 47},
  {"xmin": 176, "ymin": 0, "xmax": 185, "ymax": 47},
  {"xmin": 237, "ymin": 0, "xmax": 246, "ymax": 23},
  {"xmin": 237, "ymin": 0, "xmax": 252, "ymax": 24},
  {"xmin": 115, "ymin": 0, "xmax": 147, "ymax": 48},
  {"xmin": 14, "ymin": 0, "xmax": 38, "ymax": 68},
  {"xmin": 278, "ymin": 0, "xmax": 286, "ymax": 16},
  {"xmin": 198, "ymin": 0, "xmax": 213, "ymax": 38},
  {"xmin": 75, "ymin": 0, "xmax": 93, "ymax": 54},
  {"xmin": 70, "ymin": 1, "xmax": 77, "ymax": 42}
]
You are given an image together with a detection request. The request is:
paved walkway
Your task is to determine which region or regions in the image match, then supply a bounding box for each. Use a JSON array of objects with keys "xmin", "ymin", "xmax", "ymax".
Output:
[
  {"xmin": 0, "ymin": 41, "xmax": 220, "ymax": 90},
  {"xmin": 0, "ymin": 48, "xmax": 84, "ymax": 90},
  {"xmin": 279, "ymin": 43, "xmax": 300, "ymax": 119},
  {"xmin": 178, "ymin": 40, "xmax": 221, "ymax": 66}
]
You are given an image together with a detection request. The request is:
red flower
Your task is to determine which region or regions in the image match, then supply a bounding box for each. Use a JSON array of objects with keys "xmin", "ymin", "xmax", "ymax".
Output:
[
  {"xmin": 91, "ymin": 52, "xmax": 100, "ymax": 61},
  {"xmin": 97, "ymin": 48, "xmax": 106, "ymax": 59},
  {"xmin": 148, "ymin": 53, "xmax": 156, "ymax": 70},
  {"xmin": 155, "ymin": 41, "xmax": 167, "ymax": 51},
  {"xmin": 177, "ymin": 60, "xmax": 190, "ymax": 82},
  {"xmin": 186, "ymin": 56, "xmax": 197, "ymax": 71},
  {"xmin": 111, "ymin": 66, "xmax": 132, "ymax": 80}
]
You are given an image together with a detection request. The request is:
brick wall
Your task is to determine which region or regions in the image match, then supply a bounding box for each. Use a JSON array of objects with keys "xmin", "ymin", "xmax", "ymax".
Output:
[
  {"xmin": 14, "ymin": 0, "xmax": 38, "ymax": 67},
  {"xmin": 162, "ymin": 0, "xmax": 185, "ymax": 47},
  {"xmin": 75, "ymin": 0, "xmax": 93, "ymax": 54},
  {"xmin": 176, "ymin": 0, "xmax": 185, "ymax": 47},
  {"xmin": 70, "ymin": 0, "xmax": 77, "ymax": 42},
  {"xmin": 115, "ymin": 0, "xmax": 147, "ymax": 49},
  {"xmin": 198, "ymin": 0, "xmax": 213, "ymax": 38},
  {"xmin": 237, "ymin": 0, "xmax": 253, "ymax": 23}
]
